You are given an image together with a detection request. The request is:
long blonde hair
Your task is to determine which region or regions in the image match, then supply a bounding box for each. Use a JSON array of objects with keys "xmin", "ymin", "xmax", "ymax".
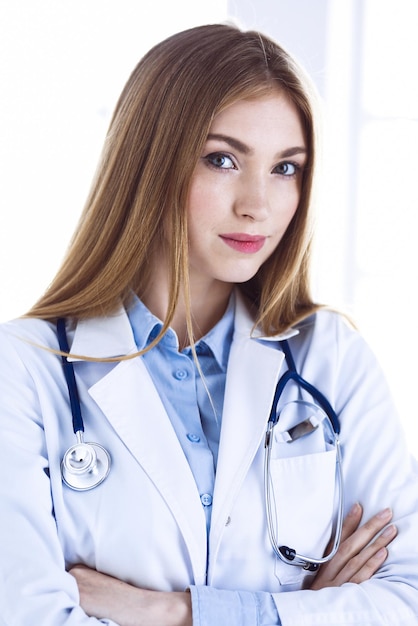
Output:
[{"xmin": 27, "ymin": 23, "xmax": 321, "ymax": 336}]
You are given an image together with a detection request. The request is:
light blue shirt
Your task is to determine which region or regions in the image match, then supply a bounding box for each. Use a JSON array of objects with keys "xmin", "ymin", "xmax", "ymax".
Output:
[{"xmin": 127, "ymin": 294, "xmax": 281, "ymax": 626}]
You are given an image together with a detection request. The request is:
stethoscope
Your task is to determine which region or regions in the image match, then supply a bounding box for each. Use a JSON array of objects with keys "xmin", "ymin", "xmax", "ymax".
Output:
[
  {"xmin": 264, "ymin": 339, "xmax": 343, "ymax": 571},
  {"xmin": 57, "ymin": 318, "xmax": 111, "ymax": 491},
  {"xmin": 57, "ymin": 318, "xmax": 343, "ymax": 570}
]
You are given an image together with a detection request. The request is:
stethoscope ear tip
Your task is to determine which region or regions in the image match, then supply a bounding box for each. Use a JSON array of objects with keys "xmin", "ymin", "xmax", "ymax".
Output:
[
  {"xmin": 278, "ymin": 545, "xmax": 296, "ymax": 561},
  {"xmin": 278, "ymin": 545, "xmax": 319, "ymax": 571}
]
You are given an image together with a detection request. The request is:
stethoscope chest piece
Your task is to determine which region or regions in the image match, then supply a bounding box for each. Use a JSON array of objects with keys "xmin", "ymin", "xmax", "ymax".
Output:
[
  {"xmin": 57, "ymin": 318, "xmax": 112, "ymax": 491},
  {"xmin": 61, "ymin": 436, "xmax": 111, "ymax": 491}
]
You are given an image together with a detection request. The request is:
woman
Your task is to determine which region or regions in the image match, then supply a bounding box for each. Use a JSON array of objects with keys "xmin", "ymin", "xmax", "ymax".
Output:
[{"xmin": 1, "ymin": 23, "xmax": 417, "ymax": 626}]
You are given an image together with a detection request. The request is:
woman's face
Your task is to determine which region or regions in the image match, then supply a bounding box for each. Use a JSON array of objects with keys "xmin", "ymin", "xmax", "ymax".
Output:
[{"xmin": 186, "ymin": 91, "xmax": 307, "ymax": 293}]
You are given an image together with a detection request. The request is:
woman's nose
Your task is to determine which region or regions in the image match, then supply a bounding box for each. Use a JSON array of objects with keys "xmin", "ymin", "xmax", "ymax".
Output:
[{"xmin": 234, "ymin": 175, "xmax": 270, "ymax": 221}]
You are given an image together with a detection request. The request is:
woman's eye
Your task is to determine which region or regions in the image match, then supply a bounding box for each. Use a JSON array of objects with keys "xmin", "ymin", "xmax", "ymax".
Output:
[
  {"xmin": 274, "ymin": 162, "xmax": 298, "ymax": 176},
  {"xmin": 205, "ymin": 153, "xmax": 235, "ymax": 169}
]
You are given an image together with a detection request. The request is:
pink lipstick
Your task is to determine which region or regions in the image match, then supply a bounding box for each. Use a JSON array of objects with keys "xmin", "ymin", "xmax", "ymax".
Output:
[{"xmin": 220, "ymin": 233, "xmax": 266, "ymax": 254}]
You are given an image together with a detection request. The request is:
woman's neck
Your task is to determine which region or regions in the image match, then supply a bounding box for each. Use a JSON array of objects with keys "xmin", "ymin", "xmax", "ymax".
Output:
[{"xmin": 142, "ymin": 276, "xmax": 233, "ymax": 349}]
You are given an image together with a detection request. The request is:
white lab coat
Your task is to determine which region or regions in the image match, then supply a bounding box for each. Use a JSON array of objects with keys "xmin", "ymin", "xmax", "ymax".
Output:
[{"xmin": 0, "ymin": 293, "xmax": 418, "ymax": 625}]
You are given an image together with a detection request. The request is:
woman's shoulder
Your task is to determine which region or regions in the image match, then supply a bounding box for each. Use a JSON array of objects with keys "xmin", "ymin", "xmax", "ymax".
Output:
[
  {"xmin": 0, "ymin": 316, "xmax": 58, "ymax": 354},
  {"xmin": 292, "ymin": 306, "xmax": 368, "ymax": 352},
  {"xmin": 292, "ymin": 306, "xmax": 376, "ymax": 366},
  {"xmin": 295, "ymin": 307, "xmax": 357, "ymax": 336}
]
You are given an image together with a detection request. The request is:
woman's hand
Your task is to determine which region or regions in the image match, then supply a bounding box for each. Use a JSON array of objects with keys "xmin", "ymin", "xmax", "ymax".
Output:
[
  {"xmin": 309, "ymin": 503, "xmax": 397, "ymax": 590},
  {"xmin": 69, "ymin": 564, "xmax": 192, "ymax": 626}
]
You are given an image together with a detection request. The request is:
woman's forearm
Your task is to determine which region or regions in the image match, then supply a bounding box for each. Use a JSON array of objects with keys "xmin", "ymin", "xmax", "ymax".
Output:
[{"xmin": 69, "ymin": 565, "xmax": 192, "ymax": 626}]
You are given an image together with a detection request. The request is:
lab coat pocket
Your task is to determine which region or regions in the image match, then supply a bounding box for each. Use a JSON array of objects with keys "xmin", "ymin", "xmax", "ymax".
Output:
[{"xmin": 269, "ymin": 449, "xmax": 336, "ymax": 585}]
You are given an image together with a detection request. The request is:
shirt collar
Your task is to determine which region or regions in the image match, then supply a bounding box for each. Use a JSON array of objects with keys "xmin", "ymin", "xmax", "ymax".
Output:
[
  {"xmin": 126, "ymin": 293, "xmax": 235, "ymax": 371},
  {"xmin": 127, "ymin": 296, "xmax": 166, "ymax": 352},
  {"xmin": 196, "ymin": 293, "xmax": 234, "ymax": 370}
]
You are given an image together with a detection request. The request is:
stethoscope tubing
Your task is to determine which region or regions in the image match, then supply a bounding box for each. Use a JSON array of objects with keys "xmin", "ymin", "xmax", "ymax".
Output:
[
  {"xmin": 57, "ymin": 317, "xmax": 84, "ymax": 435},
  {"xmin": 264, "ymin": 419, "xmax": 344, "ymax": 570},
  {"xmin": 264, "ymin": 340, "xmax": 343, "ymax": 571},
  {"xmin": 271, "ymin": 340, "xmax": 340, "ymax": 435}
]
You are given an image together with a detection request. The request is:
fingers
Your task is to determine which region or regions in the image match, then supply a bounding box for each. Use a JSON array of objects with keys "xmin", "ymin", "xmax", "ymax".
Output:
[
  {"xmin": 334, "ymin": 521, "xmax": 397, "ymax": 586},
  {"xmin": 346, "ymin": 506, "xmax": 393, "ymax": 556},
  {"xmin": 338, "ymin": 502, "xmax": 363, "ymax": 544},
  {"xmin": 348, "ymin": 546, "xmax": 388, "ymax": 583},
  {"xmin": 320, "ymin": 502, "xmax": 363, "ymax": 562},
  {"xmin": 325, "ymin": 506, "xmax": 394, "ymax": 578},
  {"xmin": 309, "ymin": 505, "xmax": 397, "ymax": 590}
]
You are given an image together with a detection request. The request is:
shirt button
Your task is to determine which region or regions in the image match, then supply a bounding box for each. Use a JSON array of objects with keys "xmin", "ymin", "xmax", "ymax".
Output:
[
  {"xmin": 200, "ymin": 493, "xmax": 213, "ymax": 507},
  {"xmin": 173, "ymin": 369, "xmax": 188, "ymax": 380},
  {"xmin": 186, "ymin": 433, "xmax": 201, "ymax": 443}
]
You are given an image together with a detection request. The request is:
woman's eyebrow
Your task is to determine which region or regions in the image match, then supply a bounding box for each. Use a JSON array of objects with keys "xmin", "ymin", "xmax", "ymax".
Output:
[
  {"xmin": 207, "ymin": 133, "xmax": 251, "ymax": 154},
  {"xmin": 279, "ymin": 146, "xmax": 308, "ymax": 159},
  {"xmin": 206, "ymin": 133, "xmax": 307, "ymax": 159}
]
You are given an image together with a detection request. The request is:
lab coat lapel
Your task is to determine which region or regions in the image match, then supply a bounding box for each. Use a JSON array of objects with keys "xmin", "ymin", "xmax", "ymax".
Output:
[
  {"xmin": 209, "ymin": 295, "xmax": 290, "ymax": 555},
  {"xmin": 69, "ymin": 310, "xmax": 208, "ymax": 581}
]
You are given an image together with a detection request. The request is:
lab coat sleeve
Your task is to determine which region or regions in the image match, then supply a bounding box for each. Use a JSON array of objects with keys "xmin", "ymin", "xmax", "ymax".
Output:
[
  {"xmin": 0, "ymin": 325, "xmax": 120, "ymax": 626},
  {"xmin": 271, "ymin": 314, "xmax": 418, "ymax": 625}
]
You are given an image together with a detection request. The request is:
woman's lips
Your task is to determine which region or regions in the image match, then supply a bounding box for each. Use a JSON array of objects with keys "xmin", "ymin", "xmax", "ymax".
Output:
[{"xmin": 220, "ymin": 233, "xmax": 266, "ymax": 254}]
